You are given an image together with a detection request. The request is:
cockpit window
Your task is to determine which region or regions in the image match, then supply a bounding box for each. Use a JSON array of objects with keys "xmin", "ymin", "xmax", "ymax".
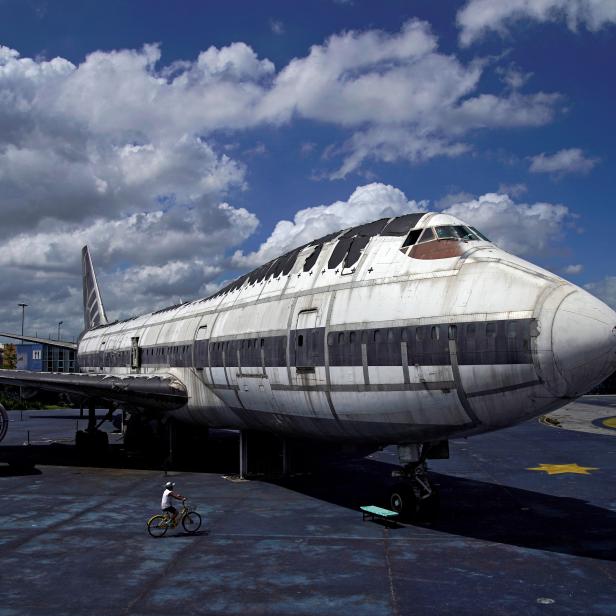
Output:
[
  {"xmin": 434, "ymin": 225, "xmax": 479, "ymax": 241},
  {"xmin": 401, "ymin": 228, "xmax": 423, "ymax": 248},
  {"xmin": 417, "ymin": 228, "xmax": 435, "ymax": 243},
  {"xmin": 470, "ymin": 227, "xmax": 490, "ymax": 241}
]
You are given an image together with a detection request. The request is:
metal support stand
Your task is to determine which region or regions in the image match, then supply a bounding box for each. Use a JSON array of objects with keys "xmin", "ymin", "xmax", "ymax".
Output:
[
  {"xmin": 239, "ymin": 430, "xmax": 249, "ymax": 478},
  {"xmin": 168, "ymin": 419, "xmax": 175, "ymax": 467},
  {"xmin": 282, "ymin": 438, "xmax": 288, "ymax": 476},
  {"xmin": 87, "ymin": 402, "xmax": 96, "ymax": 433}
]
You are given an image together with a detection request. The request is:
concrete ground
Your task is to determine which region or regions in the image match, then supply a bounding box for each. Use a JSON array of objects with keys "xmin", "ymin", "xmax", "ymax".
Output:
[{"xmin": 0, "ymin": 398, "xmax": 615, "ymax": 616}]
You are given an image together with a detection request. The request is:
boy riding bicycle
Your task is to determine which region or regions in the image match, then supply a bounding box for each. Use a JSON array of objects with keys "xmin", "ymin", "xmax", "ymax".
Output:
[{"xmin": 161, "ymin": 481, "xmax": 185, "ymax": 526}]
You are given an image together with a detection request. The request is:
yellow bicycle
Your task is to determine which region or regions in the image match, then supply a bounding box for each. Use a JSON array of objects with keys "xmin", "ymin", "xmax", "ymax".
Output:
[{"xmin": 147, "ymin": 499, "xmax": 202, "ymax": 537}]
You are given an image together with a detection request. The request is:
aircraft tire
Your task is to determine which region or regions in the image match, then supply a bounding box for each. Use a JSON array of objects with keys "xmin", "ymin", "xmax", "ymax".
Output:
[
  {"xmin": 0, "ymin": 403, "xmax": 8, "ymax": 443},
  {"xmin": 389, "ymin": 483, "xmax": 419, "ymax": 520}
]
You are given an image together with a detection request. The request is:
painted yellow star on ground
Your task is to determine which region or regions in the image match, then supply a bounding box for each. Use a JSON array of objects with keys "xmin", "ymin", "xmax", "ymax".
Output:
[{"xmin": 527, "ymin": 463, "xmax": 599, "ymax": 475}]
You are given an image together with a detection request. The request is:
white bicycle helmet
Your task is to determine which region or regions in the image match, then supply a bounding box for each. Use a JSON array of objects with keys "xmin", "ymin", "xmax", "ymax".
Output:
[{"xmin": 165, "ymin": 481, "xmax": 175, "ymax": 489}]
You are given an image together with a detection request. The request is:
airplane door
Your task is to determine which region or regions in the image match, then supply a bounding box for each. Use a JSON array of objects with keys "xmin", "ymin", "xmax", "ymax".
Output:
[
  {"xmin": 295, "ymin": 309, "xmax": 319, "ymax": 369},
  {"xmin": 193, "ymin": 324, "xmax": 209, "ymax": 371},
  {"xmin": 130, "ymin": 337, "xmax": 141, "ymax": 373}
]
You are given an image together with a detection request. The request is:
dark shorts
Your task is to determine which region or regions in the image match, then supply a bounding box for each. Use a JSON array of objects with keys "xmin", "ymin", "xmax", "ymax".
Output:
[{"xmin": 163, "ymin": 506, "xmax": 177, "ymax": 514}]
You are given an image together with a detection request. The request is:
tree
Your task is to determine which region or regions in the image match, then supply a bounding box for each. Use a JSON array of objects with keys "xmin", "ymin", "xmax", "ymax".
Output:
[{"xmin": 1, "ymin": 344, "xmax": 16, "ymax": 369}]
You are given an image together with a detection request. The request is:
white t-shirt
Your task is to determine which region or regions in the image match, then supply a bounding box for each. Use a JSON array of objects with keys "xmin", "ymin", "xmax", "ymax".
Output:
[{"xmin": 161, "ymin": 489, "xmax": 174, "ymax": 509}]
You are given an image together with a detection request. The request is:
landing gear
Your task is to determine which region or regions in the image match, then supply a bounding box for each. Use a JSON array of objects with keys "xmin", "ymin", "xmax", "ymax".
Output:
[
  {"xmin": 389, "ymin": 442, "xmax": 445, "ymax": 521},
  {"xmin": 389, "ymin": 465, "xmax": 439, "ymax": 521},
  {"xmin": 0, "ymin": 403, "xmax": 8, "ymax": 444},
  {"xmin": 75, "ymin": 401, "xmax": 110, "ymax": 459}
]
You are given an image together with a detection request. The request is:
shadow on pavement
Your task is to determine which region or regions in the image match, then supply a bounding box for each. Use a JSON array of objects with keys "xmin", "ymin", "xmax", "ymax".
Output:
[
  {"xmin": 3, "ymin": 436, "xmax": 615, "ymax": 561},
  {"xmin": 0, "ymin": 464, "xmax": 42, "ymax": 477},
  {"xmin": 272, "ymin": 457, "xmax": 616, "ymax": 562}
]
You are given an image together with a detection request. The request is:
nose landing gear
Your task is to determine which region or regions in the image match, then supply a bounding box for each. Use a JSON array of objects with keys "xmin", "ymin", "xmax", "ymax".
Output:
[
  {"xmin": 390, "ymin": 463, "xmax": 439, "ymax": 521},
  {"xmin": 389, "ymin": 441, "xmax": 446, "ymax": 521}
]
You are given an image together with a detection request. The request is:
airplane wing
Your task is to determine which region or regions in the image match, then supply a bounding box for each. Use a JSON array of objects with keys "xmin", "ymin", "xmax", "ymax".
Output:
[
  {"xmin": 0, "ymin": 332, "xmax": 77, "ymax": 351},
  {"xmin": 0, "ymin": 369, "xmax": 188, "ymax": 412}
]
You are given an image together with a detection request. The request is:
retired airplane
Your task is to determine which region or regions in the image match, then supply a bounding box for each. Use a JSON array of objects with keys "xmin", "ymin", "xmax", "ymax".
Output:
[{"xmin": 1, "ymin": 211, "xmax": 615, "ymax": 517}]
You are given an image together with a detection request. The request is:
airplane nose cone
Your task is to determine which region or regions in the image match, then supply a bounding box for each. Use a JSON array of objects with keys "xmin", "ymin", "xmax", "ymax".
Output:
[{"xmin": 551, "ymin": 289, "xmax": 616, "ymax": 397}]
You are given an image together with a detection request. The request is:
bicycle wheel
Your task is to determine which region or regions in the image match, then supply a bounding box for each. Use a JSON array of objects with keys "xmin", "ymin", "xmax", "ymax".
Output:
[
  {"xmin": 147, "ymin": 515, "xmax": 168, "ymax": 538},
  {"xmin": 182, "ymin": 511, "xmax": 202, "ymax": 534}
]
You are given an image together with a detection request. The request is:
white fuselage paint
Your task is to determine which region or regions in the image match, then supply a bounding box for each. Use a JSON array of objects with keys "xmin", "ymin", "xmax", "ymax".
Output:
[{"xmin": 78, "ymin": 213, "xmax": 616, "ymax": 445}]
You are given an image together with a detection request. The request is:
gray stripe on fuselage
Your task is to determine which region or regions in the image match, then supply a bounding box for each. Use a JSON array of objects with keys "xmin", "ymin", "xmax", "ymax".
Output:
[{"xmin": 211, "ymin": 381, "xmax": 455, "ymax": 393}]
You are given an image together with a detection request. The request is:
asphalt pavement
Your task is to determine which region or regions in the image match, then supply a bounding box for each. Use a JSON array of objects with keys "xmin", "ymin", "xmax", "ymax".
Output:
[{"xmin": 0, "ymin": 398, "xmax": 615, "ymax": 616}]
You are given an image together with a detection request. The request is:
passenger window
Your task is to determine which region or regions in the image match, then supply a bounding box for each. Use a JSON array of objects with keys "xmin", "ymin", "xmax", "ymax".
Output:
[
  {"xmin": 466, "ymin": 323, "xmax": 476, "ymax": 337},
  {"xmin": 402, "ymin": 229, "xmax": 423, "ymax": 248},
  {"xmin": 260, "ymin": 338, "xmax": 265, "ymax": 347},
  {"xmin": 361, "ymin": 331, "xmax": 369, "ymax": 344},
  {"xmin": 431, "ymin": 326, "xmax": 440, "ymax": 341},
  {"xmin": 415, "ymin": 327, "xmax": 424, "ymax": 341},
  {"xmin": 448, "ymin": 324, "xmax": 457, "ymax": 340},
  {"xmin": 387, "ymin": 329, "xmax": 396, "ymax": 342},
  {"xmin": 349, "ymin": 331, "xmax": 356, "ymax": 344},
  {"xmin": 486, "ymin": 322, "xmax": 497, "ymax": 337},
  {"xmin": 298, "ymin": 335, "xmax": 304, "ymax": 347},
  {"xmin": 507, "ymin": 321, "xmax": 517, "ymax": 338},
  {"xmin": 327, "ymin": 333, "xmax": 334, "ymax": 346},
  {"xmin": 338, "ymin": 332, "xmax": 345, "ymax": 345},
  {"xmin": 401, "ymin": 329, "xmax": 408, "ymax": 342},
  {"xmin": 373, "ymin": 330, "xmax": 381, "ymax": 342}
]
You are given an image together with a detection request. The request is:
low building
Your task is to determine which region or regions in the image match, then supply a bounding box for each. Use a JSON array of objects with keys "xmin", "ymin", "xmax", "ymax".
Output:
[{"xmin": 16, "ymin": 343, "xmax": 76, "ymax": 373}]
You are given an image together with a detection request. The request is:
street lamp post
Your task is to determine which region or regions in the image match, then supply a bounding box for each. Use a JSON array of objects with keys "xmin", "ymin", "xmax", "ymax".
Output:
[
  {"xmin": 18, "ymin": 303, "xmax": 28, "ymax": 343},
  {"xmin": 58, "ymin": 321, "xmax": 63, "ymax": 341}
]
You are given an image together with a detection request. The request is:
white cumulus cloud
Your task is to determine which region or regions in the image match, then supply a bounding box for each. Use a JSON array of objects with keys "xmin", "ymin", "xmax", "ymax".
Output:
[
  {"xmin": 443, "ymin": 192, "xmax": 572, "ymax": 255},
  {"xmin": 458, "ymin": 0, "xmax": 616, "ymax": 46},
  {"xmin": 564, "ymin": 264, "xmax": 584, "ymax": 274},
  {"xmin": 529, "ymin": 148, "xmax": 599, "ymax": 175},
  {"xmin": 255, "ymin": 20, "xmax": 561, "ymax": 177}
]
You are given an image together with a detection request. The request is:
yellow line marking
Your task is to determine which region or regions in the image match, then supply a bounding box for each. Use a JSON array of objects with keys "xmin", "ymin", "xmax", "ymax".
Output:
[
  {"xmin": 526, "ymin": 463, "xmax": 599, "ymax": 475},
  {"xmin": 602, "ymin": 417, "xmax": 616, "ymax": 429}
]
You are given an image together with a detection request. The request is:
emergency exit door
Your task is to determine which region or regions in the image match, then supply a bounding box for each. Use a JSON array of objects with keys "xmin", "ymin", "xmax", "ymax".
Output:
[{"xmin": 294, "ymin": 309, "xmax": 321, "ymax": 369}]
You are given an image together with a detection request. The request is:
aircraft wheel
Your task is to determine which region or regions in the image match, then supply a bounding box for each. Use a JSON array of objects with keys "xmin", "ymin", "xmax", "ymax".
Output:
[
  {"xmin": 0, "ymin": 403, "xmax": 8, "ymax": 443},
  {"xmin": 389, "ymin": 483, "xmax": 419, "ymax": 520}
]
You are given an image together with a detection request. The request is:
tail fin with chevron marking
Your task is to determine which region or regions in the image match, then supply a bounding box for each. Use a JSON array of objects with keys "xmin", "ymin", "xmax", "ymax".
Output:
[{"xmin": 82, "ymin": 246, "xmax": 108, "ymax": 331}]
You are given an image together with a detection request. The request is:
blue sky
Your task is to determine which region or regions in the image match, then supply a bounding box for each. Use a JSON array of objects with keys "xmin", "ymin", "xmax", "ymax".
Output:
[{"xmin": 0, "ymin": 0, "xmax": 614, "ymax": 339}]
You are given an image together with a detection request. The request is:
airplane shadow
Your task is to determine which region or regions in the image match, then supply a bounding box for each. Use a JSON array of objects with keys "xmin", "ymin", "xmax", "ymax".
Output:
[
  {"xmin": 2, "ymin": 439, "xmax": 615, "ymax": 561},
  {"xmin": 270, "ymin": 457, "xmax": 616, "ymax": 562},
  {"xmin": 0, "ymin": 464, "xmax": 42, "ymax": 477}
]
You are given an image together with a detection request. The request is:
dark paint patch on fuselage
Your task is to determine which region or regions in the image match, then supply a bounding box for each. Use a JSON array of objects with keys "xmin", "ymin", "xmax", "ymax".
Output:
[{"xmin": 78, "ymin": 318, "xmax": 534, "ymax": 371}]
